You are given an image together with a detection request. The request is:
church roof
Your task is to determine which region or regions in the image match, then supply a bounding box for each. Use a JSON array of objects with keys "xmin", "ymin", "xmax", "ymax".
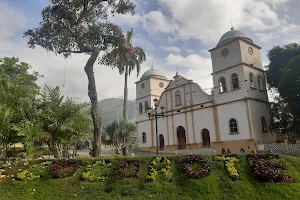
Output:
[
  {"xmin": 140, "ymin": 68, "xmax": 167, "ymax": 80},
  {"xmin": 217, "ymin": 29, "xmax": 253, "ymax": 46}
]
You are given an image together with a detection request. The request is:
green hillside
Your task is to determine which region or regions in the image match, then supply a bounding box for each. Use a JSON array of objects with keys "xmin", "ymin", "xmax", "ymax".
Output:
[
  {"xmin": 82, "ymin": 98, "xmax": 136, "ymax": 126},
  {"xmin": 1, "ymin": 154, "xmax": 300, "ymax": 200}
]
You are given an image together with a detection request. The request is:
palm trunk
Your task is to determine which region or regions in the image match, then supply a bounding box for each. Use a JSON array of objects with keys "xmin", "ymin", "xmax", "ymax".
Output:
[
  {"xmin": 123, "ymin": 65, "xmax": 129, "ymax": 121},
  {"xmin": 84, "ymin": 49, "xmax": 102, "ymax": 158}
]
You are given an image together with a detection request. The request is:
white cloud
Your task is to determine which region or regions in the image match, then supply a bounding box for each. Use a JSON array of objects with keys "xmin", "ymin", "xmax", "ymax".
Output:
[
  {"xmin": 165, "ymin": 54, "xmax": 211, "ymax": 70},
  {"xmin": 141, "ymin": 0, "xmax": 291, "ymax": 44},
  {"xmin": 112, "ymin": 13, "xmax": 142, "ymax": 26},
  {"xmin": 0, "ymin": 2, "xmax": 28, "ymax": 39},
  {"xmin": 164, "ymin": 53, "xmax": 213, "ymax": 91},
  {"xmin": 162, "ymin": 46, "xmax": 181, "ymax": 54},
  {"xmin": 143, "ymin": 11, "xmax": 177, "ymax": 34}
]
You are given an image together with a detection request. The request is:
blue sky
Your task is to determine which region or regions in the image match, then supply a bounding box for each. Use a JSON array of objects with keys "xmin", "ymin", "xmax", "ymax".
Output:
[{"xmin": 0, "ymin": 0, "xmax": 299, "ymax": 102}]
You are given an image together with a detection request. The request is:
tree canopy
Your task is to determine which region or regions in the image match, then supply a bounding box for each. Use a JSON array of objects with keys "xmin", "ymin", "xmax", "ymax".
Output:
[
  {"xmin": 23, "ymin": 0, "xmax": 137, "ymax": 157},
  {"xmin": 266, "ymin": 43, "xmax": 300, "ymax": 137}
]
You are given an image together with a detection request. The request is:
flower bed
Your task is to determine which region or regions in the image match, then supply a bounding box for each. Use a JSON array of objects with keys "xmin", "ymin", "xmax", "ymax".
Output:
[
  {"xmin": 50, "ymin": 160, "xmax": 82, "ymax": 178},
  {"xmin": 247, "ymin": 153, "xmax": 295, "ymax": 183},
  {"xmin": 81, "ymin": 160, "xmax": 112, "ymax": 182},
  {"xmin": 146, "ymin": 157, "xmax": 172, "ymax": 182},
  {"xmin": 182, "ymin": 155, "xmax": 211, "ymax": 179},
  {"xmin": 117, "ymin": 161, "xmax": 139, "ymax": 179},
  {"xmin": 17, "ymin": 161, "xmax": 52, "ymax": 181},
  {"xmin": 215, "ymin": 156, "xmax": 239, "ymax": 181}
]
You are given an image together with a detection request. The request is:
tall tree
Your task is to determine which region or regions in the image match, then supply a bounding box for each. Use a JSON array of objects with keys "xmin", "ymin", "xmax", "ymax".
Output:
[
  {"xmin": 266, "ymin": 44, "xmax": 300, "ymax": 138},
  {"xmin": 101, "ymin": 28, "xmax": 146, "ymax": 121},
  {"xmin": 0, "ymin": 57, "xmax": 40, "ymax": 160},
  {"xmin": 24, "ymin": 0, "xmax": 135, "ymax": 157},
  {"xmin": 266, "ymin": 43, "xmax": 300, "ymax": 88}
]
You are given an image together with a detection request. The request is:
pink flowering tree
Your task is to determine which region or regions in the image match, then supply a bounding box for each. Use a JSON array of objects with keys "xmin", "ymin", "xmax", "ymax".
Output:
[
  {"xmin": 23, "ymin": 0, "xmax": 135, "ymax": 157},
  {"xmin": 101, "ymin": 28, "xmax": 146, "ymax": 122}
]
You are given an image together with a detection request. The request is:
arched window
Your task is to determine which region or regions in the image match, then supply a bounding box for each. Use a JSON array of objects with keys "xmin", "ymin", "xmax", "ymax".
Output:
[
  {"xmin": 249, "ymin": 73, "xmax": 255, "ymax": 88},
  {"xmin": 231, "ymin": 74, "xmax": 239, "ymax": 89},
  {"xmin": 258, "ymin": 75, "xmax": 264, "ymax": 90},
  {"xmin": 175, "ymin": 90, "xmax": 181, "ymax": 105},
  {"xmin": 229, "ymin": 118, "xmax": 238, "ymax": 133},
  {"xmin": 139, "ymin": 102, "xmax": 143, "ymax": 114},
  {"xmin": 144, "ymin": 101, "xmax": 149, "ymax": 112},
  {"xmin": 261, "ymin": 117, "xmax": 268, "ymax": 132},
  {"xmin": 219, "ymin": 77, "xmax": 227, "ymax": 93},
  {"xmin": 142, "ymin": 132, "xmax": 146, "ymax": 143}
]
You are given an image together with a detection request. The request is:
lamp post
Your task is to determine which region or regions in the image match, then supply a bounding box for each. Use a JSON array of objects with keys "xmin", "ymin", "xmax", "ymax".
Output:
[{"xmin": 147, "ymin": 97, "xmax": 165, "ymax": 156}]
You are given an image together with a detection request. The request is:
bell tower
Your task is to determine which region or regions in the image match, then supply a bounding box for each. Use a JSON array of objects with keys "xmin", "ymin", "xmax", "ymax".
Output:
[
  {"xmin": 209, "ymin": 28, "xmax": 268, "ymax": 104},
  {"xmin": 135, "ymin": 67, "xmax": 169, "ymax": 122}
]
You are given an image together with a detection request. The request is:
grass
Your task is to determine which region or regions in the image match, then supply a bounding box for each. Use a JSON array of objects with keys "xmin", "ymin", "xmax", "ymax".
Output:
[{"xmin": 1, "ymin": 155, "xmax": 300, "ymax": 200}]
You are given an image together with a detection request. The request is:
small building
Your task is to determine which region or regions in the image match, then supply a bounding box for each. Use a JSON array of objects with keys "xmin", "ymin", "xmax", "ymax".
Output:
[{"xmin": 135, "ymin": 29, "xmax": 276, "ymax": 153}]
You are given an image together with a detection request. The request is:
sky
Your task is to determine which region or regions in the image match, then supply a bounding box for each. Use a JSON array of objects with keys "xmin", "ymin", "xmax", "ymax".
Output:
[{"xmin": 0, "ymin": 0, "xmax": 300, "ymax": 103}]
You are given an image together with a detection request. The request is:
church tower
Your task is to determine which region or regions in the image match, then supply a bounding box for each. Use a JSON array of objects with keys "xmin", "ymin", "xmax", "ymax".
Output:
[
  {"xmin": 135, "ymin": 68, "xmax": 170, "ymax": 149},
  {"xmin": 209, "ymin": 28, "xmax": 275, "ymax": 149}
]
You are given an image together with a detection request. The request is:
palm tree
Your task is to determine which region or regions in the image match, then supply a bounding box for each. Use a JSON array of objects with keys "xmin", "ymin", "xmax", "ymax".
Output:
[
  {"xmin": 103, "ymin": 120, "xmax": 138, "ymax": 156},
  {"xmin": 101, "ymin": 28, "xmax": 146, "ymax": 121}
]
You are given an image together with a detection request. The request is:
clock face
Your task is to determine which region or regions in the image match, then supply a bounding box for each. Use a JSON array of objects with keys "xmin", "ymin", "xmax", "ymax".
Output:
[
  {"xmin": 159, "ymin": 82, "xmax": 164, "ymax": 88},
  {"xmin": 221, "ymin": 48, "xmax": 229, "ymax": 57},
  {"xmin": 248, "ymin": 47, "xmax": 253, "ymax": 55},
  {"xmin": 141, "ymin": 83, "xmax": 145, "ymax": 89},
  {"xmin": 175, "ymin": 80, "xmax": 179, "ymax": 85}
]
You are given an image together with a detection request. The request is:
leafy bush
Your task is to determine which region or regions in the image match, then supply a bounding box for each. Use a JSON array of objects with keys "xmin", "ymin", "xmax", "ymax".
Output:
[
  {"xmin": 50, "ymin": 160, "xmax": 82, "ymax": 178},
  {"xmin": 81, "ymin": 160, "xmax": 112, "ymax": 182},
  {"xmin": 146, "ymin": 157, "xmax": 172, "ymax": 182},
  {"xmin": 247, "ymin": 153, "xmax": 295, "ymax": 183},
  {"xmin": 182, "ymin": 155, "xmax": 211, "ymax": 179},
  {"xmin": 117, "ymin": 161, "xmax": 139, "ymax": 179},
  {"xmin": 17, "ymin": 161, "xmax": 52, "ymax": 181}
]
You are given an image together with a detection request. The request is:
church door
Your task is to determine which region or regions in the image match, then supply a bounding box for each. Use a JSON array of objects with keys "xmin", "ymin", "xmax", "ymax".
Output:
[
  {"xmin": 177, "ymin": 126, "xmax": 186, "ymax": 150},
  {"xmin": 202, "ymin": 129, "xmax": 211, "ymax": 148},
  {"xmin": 159, "ymin": 134, "xmax": 164, "ymax": 151}
]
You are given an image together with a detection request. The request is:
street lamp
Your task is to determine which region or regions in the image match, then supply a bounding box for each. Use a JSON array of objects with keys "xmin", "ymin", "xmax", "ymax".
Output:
[{"xmin": 147, "ymin": 97, "xmax": 165, "ymax": 155}]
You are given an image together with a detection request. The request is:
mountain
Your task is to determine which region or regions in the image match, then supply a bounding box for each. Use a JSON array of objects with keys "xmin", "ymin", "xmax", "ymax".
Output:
[{"xmin": 81, "ymin": 98, "xmax": 136, "ymax": 126}]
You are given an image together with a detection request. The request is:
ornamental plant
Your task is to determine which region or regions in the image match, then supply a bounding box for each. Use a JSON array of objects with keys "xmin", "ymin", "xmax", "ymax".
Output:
[
  {"xmin": 146, "ymin": 157, "xmax": 172, "ymax": 182},
  {"xmin": 17, "ymin": 161, "xmax": 52, "ymax": 181},
  {"xmin": 247, "ymin": 153, "xmax": 295, "ymax": 183},
  {"xmin": 182, "ymin": 155, "xmax": 211, "ymax": 179},
  {"xmin": 215, "ymin": 156, "xmax": 239, "ymax": 181},
  {"xmin": 50, "ymin": 160, "xmax": 82, "ymax": 179},
  {"xmin": 82, "ymin": 160, "xmax": 112, "ymax": 182},
  {"xmin": 117, "ymin": 161, "xmax": 139, "ymax": 179}
]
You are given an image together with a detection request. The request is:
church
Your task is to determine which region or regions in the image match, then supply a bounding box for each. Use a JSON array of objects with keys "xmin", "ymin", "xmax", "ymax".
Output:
[{"xmin": 135, "ymin": 28, "xmax": 276, "ymax": 153}]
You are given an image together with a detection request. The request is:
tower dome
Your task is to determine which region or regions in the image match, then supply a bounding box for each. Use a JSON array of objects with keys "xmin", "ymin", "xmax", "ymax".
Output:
[
  {"xmin": 140, "ymin": 68, "xmax": 167, "ymax": 80},
  {"xmin": 217, "ymin": 28, "xmax": 253, "ymax": 46}
]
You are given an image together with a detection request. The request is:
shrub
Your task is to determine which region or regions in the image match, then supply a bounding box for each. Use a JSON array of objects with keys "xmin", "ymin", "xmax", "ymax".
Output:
[
  {"xmin": 182, "ymin": 155, "xmax": 211, "ymax": 179},
  {"xmin": 50, "ymin": 160, "xmax": 83, "ymax": 178},
  {"xmin": 81, "ymin": 160, "xmax": 112, "ymax": 182},
  {"xmin": 247, "ymin": 153, "xmax": 295, "ymax": 183},
  {"xmin": 146, "ymin": 157, "xmax": 172, "ymax": 182},
  {"xmin": 16, "ymin": 161, "xmax": 52, "ymax": 181},
  {"xmin": 117, "ymin": 161, "xmax": 139, "ymax": 179}
]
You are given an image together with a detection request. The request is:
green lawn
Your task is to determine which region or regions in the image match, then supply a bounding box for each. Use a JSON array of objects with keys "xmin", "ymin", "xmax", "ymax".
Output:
[{"xmin": 1, "ymin": 155, "xmax": 300, "ymax": 200}]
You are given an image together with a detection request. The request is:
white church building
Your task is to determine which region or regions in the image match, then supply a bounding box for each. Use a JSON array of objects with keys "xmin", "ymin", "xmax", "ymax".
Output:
[{"xmin": 135, "ymin": 29, "xmax": 276, "ymax": 153}]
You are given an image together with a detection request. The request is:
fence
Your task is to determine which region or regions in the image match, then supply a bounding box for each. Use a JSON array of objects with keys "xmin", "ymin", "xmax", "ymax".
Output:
[{"xmin": 258, "ymin": 142, "xmax": 300, "ymax": 153}]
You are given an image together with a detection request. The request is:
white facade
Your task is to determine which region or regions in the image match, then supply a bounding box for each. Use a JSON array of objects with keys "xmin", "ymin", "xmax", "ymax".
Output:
[{"xmin": 135, "ymin": 29, "xmax": 276, "ymax": 153}]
